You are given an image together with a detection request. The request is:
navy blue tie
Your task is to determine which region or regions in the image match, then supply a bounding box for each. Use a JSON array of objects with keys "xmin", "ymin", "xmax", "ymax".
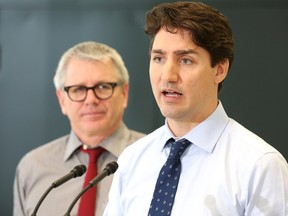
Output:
[{"xmin": 148, "ymin": 138, "xmax": 191, "ymax": 216}]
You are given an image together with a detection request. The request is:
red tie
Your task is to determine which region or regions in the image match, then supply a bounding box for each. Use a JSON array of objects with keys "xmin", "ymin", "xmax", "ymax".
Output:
[{"xmin": 77, "ymin": 146, "xmax": 106, "ymax": 216}]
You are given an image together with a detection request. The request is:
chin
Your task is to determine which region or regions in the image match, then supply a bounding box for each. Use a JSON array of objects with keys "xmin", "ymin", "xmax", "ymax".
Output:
[
  {"xmin": 82, "ymin": 123, "xmax": 104, "ymax": 132},
  {"xmin": 160, "ymin": 110, "xmax": 175, "ymax": 118}
]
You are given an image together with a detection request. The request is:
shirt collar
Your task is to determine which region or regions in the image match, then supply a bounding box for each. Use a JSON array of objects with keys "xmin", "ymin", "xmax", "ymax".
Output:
[
  {"xmin": 64, "ymin": 131, "xmax": 82, "ymax": 161},
  {"xmin": 100, "ymin": 122, "xmax": 130, "ymax": 157},
  {"xmin": 163, "ymin": 101, "xmax": 229, "ymax": 153},
  {"xmin": 63, "ymin": 122, "xmax": 129, "ymax": 161}
]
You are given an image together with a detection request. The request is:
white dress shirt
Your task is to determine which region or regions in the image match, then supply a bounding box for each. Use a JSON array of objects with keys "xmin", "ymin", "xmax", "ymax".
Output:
[{"xmin": 104, "ymin": 102, "xmax": 288, "ymax": 216}]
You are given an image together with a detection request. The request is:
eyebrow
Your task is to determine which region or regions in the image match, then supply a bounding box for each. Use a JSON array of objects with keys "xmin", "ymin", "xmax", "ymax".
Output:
[
  {"xmin": 151, "ymin": 47, "xmax": 199, "ymax": 56},
  {"xmin": 151, "ymin": 49, "xmax": 164, "ymax": 55},
  {"xmin": 175, "ymin": 48, "xmax": 198, "ymax": 55}
]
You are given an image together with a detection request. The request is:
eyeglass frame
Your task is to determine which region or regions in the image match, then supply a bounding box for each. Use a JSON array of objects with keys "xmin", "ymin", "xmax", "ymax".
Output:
[{"xmin": 63, "ymin": 82, "xmax": 120, "ymax": 102}]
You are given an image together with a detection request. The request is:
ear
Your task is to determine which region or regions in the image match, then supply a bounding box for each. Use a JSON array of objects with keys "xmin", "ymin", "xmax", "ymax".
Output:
[
  {"xmin": 121, "ymin": 83, "xmax": 129, "ymax": 109},
  {"xmin": 214, "ymin": 59, "xmax": 229, "ymax": 84},
  {"xmin": 56, "ymin": 89, "xmax": 67, "ymax": 115}
]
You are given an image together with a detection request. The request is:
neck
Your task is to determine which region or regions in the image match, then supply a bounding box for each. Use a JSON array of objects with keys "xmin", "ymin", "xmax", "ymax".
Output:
[
  {"xmin": 167, "ymin": 120, "xmax": 199, "ymax": 138},
  {"xmin": 81, "ymin": 136, "xmax": 108, "ymax": 148},
  {"xmin": 73, "ymin": 122, "xmax": 122, "ymax": 148},
  {"xmin": 75, "ymin": 129, "xmax": 116, "ymax": 148},
  {"xmin": 167, "ymin": 100, "xmax": 218, "ymax": 137}
]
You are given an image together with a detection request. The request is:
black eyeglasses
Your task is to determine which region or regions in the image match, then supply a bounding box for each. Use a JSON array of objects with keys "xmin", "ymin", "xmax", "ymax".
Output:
[{"xmin": 63, "ymin": 82, "xmax": 119, "ymax": 102}]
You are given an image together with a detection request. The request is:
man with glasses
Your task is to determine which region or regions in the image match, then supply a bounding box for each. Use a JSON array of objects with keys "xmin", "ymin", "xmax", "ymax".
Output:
[{"xmin": 13, "ymin": 41, "xmax": 145, "ymax": 216}]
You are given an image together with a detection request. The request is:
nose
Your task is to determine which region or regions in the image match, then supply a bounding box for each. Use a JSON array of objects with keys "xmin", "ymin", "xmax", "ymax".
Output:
[
  {"xmin": 85, "ymin": 88, "xmax": 100, "ymax": 103},
  {"xmin": 161, "ymin": 60, "xmax": 179, "ymax": 82}
]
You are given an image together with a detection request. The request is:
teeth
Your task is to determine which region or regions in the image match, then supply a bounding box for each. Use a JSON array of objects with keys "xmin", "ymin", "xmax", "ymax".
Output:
[
  {"xmin": 163, "ymin": 89, "xmax": 176, "ymax": 94},
  {"xmin": 162, "ymin": 89, "xmax": 182, "ymax": 96},
  {"xmin": 165, "ymin": 91, "xmax": 181, "ymax": 97}
]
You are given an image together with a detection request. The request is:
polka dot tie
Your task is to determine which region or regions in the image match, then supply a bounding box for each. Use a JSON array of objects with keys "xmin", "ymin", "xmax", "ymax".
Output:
[{"xmin": 148, "ymin": 138, "xmax": 191, "ymax": 216}]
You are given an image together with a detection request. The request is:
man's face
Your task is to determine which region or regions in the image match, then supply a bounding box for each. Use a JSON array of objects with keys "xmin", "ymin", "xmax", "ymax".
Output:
[
  {"xmin": 149, "ymin": 28, "xmax": 227, "ymax": 131},
  {"xmin": 57, "ymin": 56, "xmax": 128, "ymax": 139}
]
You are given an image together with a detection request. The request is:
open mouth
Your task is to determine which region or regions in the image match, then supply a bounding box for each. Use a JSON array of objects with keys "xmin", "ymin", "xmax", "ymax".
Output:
[{"xmin": 162, "ymin": 89, "xmax": 183, "ymax": 97}]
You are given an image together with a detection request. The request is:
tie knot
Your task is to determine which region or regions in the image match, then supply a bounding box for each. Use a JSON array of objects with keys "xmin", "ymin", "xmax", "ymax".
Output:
[
  {"xmin": 168, "ymin": 138, "xmax": 191, "ymax": 160},
  {"xmin": 81, "ymin": 146, "xmax": 106, "ymax": 163}
]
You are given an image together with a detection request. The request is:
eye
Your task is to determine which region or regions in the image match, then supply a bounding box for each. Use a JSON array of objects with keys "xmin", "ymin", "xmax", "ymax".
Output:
[
  {"xmin": 180, "ymin": 58, "xmax": 193, "ymax": 65},
  {"xmin": 152, "ymin": 56, "xmax": 163, "ymax": 63},
  {"xmin": 96, "ymin": 83, "xmax": 112, "ymax": 90},
  {"xmin": 71, "ymin": 86, "xmax": 86, "ymax": 94}
]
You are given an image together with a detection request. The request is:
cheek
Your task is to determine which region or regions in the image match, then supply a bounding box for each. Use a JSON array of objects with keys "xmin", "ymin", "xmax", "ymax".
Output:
[
  {"xmin": 149, "ymin": 71, "xmax": 159, "ymax": 91},
  {"xmin": 60, "ymin": 98, "xmax": 68, "ymax": 115},
  {"xmin": 108, "ymin": 97, "xmax": 126, "ymax": 115},
  {"xmin": 193, "ymin": 69, "xmax": 214, "ymax": 86},
  {"xmin": 149, "ymin": 79, "xmax": 158, "ymax": 99},
  {"xmin": 149, "ymin": 63, "xmax": 158, "ymax": 81},
  {"xmin": 63, "ymin": 102, "xmax": 81, "ymax": 118},
  {"xmin": 118, "ymin": 96, "xmax": 127, "ymax": 110},
  {"xmin": 183, "ymin": 74, "xmax": 208, "ymax": 96}
]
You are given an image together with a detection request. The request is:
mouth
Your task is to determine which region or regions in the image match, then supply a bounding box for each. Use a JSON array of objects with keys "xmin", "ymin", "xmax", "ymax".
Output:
[
  {"xmin": 162, "ymin": 89, "xmax": 183, "ymax": 97},
  {"xmin": 81, "ymin": 111, "xmax": 104, "ymax": 118}
]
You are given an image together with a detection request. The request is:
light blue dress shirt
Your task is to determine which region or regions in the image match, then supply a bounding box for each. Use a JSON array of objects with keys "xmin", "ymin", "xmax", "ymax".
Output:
[{"xmin": 104, "ymin": 102, "xmax": 288, "ymax": 216}]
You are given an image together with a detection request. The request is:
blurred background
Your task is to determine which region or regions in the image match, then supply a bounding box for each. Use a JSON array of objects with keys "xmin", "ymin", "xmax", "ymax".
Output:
[{"xmin": 0, "ymin": 0, "xmax": 287, "ymax": 214}]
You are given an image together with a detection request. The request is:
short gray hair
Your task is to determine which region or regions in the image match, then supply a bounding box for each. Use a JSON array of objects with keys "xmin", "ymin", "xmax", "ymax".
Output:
[{"xmin": 53, "ymin": 41, "xmax": 129, "ymax": 89}]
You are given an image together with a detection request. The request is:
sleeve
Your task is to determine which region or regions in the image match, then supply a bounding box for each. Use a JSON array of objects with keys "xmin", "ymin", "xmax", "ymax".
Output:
[
  {"xmin": 245, "ymin": 152, "xmax": 288, "ymax": 216},
  {"xmin": 13, "ymin": 164, "xmax": 26, "ymax": 216}
]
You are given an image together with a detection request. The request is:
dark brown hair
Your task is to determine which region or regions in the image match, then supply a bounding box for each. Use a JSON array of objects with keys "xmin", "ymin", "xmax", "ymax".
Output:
[{"xmin": 145, "ymin": 1, "xmax": 234, "ymax": 91}]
